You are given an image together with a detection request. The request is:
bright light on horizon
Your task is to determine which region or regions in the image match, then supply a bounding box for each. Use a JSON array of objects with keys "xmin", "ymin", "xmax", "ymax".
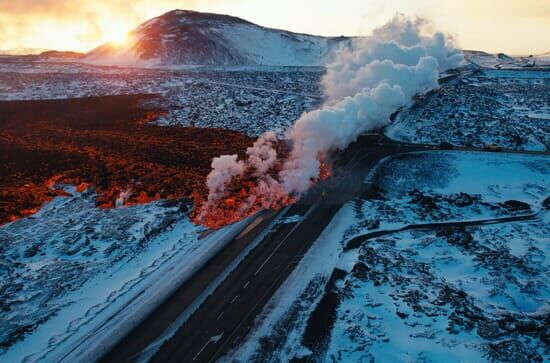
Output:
[
  {"xmin": 103, "ymin": 27, "xmax": 131, "ymax": 46},
  {"xmin": 0, "ymin": 0, "xmax": 548, "ymax": 55}
]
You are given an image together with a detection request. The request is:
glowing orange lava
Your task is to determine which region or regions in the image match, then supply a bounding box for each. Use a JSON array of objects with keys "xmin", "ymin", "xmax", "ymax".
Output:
[
  {"xmin": 191, "ymin": 177, "xmax": 297, "ymax": 229},
  {"xmin": 0, "ymin": 94, "xmax": 332, "ymax": 229},
  {"xmin": 0, "ymin": 95, "xmax": 252, "ymax": 226},
  {"xmin": 191, "ymin": 155, "xmax": 331, "ymax": 230}
]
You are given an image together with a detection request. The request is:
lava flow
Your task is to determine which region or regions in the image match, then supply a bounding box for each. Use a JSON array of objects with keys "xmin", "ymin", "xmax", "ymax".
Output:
[
  {"xmin": 191, "ymin": 178, "xmax": 297, "ymax": 229},
  {"xmin": 0, "ymin": 94, "xmax": 253, "ymax": 225},
  {"xmin": 191, "ymin": 141, "xmax": 331, "ymax": 229},
  {"xmin": 0, "ymin": 94, "xmax": 332, "ymax": 229}
]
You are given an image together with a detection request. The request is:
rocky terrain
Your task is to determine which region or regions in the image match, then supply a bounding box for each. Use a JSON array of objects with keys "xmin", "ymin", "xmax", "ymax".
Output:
[
  {"xmin": 0, "ymin": 61, "xmax": 323, "ymax": 137},
  {"xmin": 0, "ymin": 94, "xmax": 252, "ymax": 225},
  {"xmin": 1, "ymin": 32, "xmax": 549, "ymax": 362},
  {"xmin": 387, "ymin": 69, "xmax": 550, "ymax": 151},
  {"xmin": 328, "ymin": 218, "xmax": 549, "ymax": 362},
  {"xmin": 0, "ymin": 55, "xmax": 324, "ymax": 357}
]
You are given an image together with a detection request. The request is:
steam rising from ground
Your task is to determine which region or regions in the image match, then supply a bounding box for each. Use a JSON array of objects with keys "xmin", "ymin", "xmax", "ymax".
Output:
[{"xmin": 197, "ymin": 15, "xmax": 464, "ymax": 224}]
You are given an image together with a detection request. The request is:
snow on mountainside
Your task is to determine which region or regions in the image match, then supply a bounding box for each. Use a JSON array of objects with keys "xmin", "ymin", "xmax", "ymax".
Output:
[
  {"xmin": 85, "ymin": 10, "xmax": 351, "ymax": 67},
  {"xmin": 463, "ymin": 49, "xmax": 550, "ymax": 69},
  {"xmin": 534, "ymin": 51, "xmax": 550, "ymax": 64}
]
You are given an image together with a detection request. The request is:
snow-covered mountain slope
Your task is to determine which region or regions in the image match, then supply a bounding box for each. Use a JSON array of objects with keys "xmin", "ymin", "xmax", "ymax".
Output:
[
  {"xmin": 463, "ymin": 50, "xmax": 522, "ymax": 68},
  {"xmin": 463, "ymin": 49, "xmax": 550, "ymax": 69},
  {"xmin": 534, "ymin": 51, "xmax": 550, "ymax": 65},
  {"xmin": 85, "ymin": 10, "xmax": 351, "ymax": 67}
]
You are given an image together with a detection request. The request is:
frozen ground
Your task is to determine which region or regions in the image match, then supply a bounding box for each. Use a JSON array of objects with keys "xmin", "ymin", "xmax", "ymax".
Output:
[
  {"xmin": 0, "ymin": 187, "xmax": 202, "ymax": 359},
  {"xmin": 463, "ymin": 50, "xmax": 550, "ymax": 70},
  {"xmin": 2, "ymin": 57, "xmax": 549, "ymax": 362},
  {"xmin": 226, "ymin": 152, "xmax": 550, "ymax": 362},
  {"xmin": 387, "ymin": 69, "xmax": 550, "ymax": 151},
  {"xmin": 328, "ymin": 216, "xmax": 549, "ymax": 363},
  {"xmin": 0, "ymin": 184, "xmax": 257, "ymax": 362},
  {"xmin": 0, "ymin": 60, "xmax": 323, "ymax": 137}
]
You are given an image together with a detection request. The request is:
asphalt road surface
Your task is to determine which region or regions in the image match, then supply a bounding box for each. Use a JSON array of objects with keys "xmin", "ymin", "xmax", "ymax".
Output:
[
  {"xmin": 100, "ymin": 133, "xmax": 548, "ymax": 363},
  {"xmin": 100, "ymin": 134, "xmax": 428, "ymax": 362}
]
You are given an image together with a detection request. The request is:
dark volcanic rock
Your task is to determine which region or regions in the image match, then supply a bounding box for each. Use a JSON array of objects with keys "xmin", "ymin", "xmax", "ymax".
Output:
[
  {"xmin": 0, "ymin": 95, "xmax": 252, "ymax": 225},
  {"xmin": 486, "ymin": 340, "xmax": 543, "ymax": 363},
  {"xmin": 501, "ymin": 200, "xmax": 531, "ymax": 212}
]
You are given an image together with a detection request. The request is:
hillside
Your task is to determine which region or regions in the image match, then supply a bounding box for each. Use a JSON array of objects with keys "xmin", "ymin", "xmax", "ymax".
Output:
[
  {"xmin": 85, "ymin": 10, "xmax": 351, "ymax": 67},
  {"xmin": 463, "ymin": 49, "xmax": 550, "ymax": 68}
]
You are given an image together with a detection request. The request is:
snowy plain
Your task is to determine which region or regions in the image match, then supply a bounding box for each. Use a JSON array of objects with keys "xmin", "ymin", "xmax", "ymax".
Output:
[
  {"xmin": 0, "ymin": 187, "xmax": 254, "ymax": 362},
  {"xmin": 226, "ymin": 152, "xmax": 550, "ymax": 362}
]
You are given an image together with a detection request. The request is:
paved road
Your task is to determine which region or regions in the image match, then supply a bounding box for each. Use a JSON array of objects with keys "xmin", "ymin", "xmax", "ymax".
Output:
[
  {"xmin": 151, "ymin": 203, "xmax": 340, "ymax": 362},
  {"xmin": 100, "ymin": 133, "xmax": 548, "ymax": 363},
  {"xmin": 99, "ymin": 208, "xmax": 281, "ymax": 363},
  {"xmin": 100, "ymin": 134, "xmax": 427, "ymax": 362},
  {"xmin": 98, "ymin": 65, "xmax": 548, "ymax": 361},
  {"xmin": 150, "ymin": 137, "xmax": 419, "ymax": 362}
]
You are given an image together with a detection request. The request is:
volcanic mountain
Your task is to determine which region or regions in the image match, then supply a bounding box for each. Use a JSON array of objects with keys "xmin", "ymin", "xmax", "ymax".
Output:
[{"xmin": 84, "ymin": 9, "xmax": 351, "ymax": 67}]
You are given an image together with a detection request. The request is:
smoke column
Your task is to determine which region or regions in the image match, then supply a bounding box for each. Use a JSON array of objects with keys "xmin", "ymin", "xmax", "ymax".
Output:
[{"xmin": 198, "ymin": 15, "xmax": 464, "ymax": 222}]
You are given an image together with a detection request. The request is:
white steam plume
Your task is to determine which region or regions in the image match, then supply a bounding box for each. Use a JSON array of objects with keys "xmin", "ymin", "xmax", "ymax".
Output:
[{"xmin": 200, "ymin": 15, "xmax": 464, "ymax": 216}]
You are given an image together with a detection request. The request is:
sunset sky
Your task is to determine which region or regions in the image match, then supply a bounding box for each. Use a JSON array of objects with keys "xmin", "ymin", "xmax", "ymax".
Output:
[{"xmin": 0, "ymin": 0, "xmax": 548, "ymax": 55}]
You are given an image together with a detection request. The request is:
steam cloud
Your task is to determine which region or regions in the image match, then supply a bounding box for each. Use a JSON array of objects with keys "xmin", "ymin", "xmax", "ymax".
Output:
[{"xmin": 199, "ymin": 15, "xmax": 464, "ymax": 221}]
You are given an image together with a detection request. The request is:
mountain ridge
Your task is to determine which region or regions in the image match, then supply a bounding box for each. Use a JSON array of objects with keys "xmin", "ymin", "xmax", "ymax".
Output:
[{"xmin": 84, "ymin": 9, "xmax": 352, "ymax": 67}]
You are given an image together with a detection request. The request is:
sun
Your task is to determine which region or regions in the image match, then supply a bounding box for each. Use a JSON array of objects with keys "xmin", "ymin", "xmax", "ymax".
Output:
[{"xmin": 103, "ymin": 25, "xmax": 131, "ymax": 46}]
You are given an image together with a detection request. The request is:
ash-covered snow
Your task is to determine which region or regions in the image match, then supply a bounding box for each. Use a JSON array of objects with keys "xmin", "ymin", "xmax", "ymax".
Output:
[
  {"xmin": 226, "ymin": 151, "xmax": 550, "ymax": 362},
  {"xmin": 387, "ymin": 69, "xmax": 550, "ymax": 151}
]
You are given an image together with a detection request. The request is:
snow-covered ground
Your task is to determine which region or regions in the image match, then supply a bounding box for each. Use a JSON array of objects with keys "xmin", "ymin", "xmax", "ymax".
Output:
[
  {"xmin": 328, "ymin": 216, "xmax": 549, "ymax": 362},
  {"xmin": 2, "ymin": 52, "xmax": 549, "ymax": 363},
  {"xmin": 534, "ymin": 52, "xmax": 550, "ymax": 67},
  {"xmin": 0, "ymin": 60, "xmax": 323, "ymax": 137},
  {"xmin": 0, "ymin": 186, "xmax": 254, "ymax": 362},
  {"xmin": 463, "ymin": 50, "xmax": 550, "ymax": 69},
  {"xmin": 387, "ymin": 69, "xmax": 550, "ymax": 151},
  {"xmin": 226, "ymin": 151, "xmax": 550, "ymax": 362}
]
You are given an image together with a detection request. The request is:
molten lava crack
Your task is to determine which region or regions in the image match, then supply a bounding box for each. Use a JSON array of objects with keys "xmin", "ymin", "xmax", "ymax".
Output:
[{"xmin": 0, "ymin": 95, "xmax": 253, "ymax": 226}]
